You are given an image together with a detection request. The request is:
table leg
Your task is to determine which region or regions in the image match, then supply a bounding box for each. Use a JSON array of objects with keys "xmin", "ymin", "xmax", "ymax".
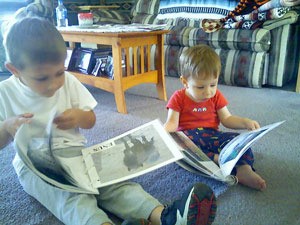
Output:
[
  {"xmin": 156, "ymin": 34, "xmax": 167, "ymax": 101},
  {"xmin": 114, "ymin": 89, "xmax": 127, "ymax": 113},
  {"xmin": 112, "ymin": 42, "xmax": 127, "ymax": 113},
  {"xmin": 69, "ymin": 42, "xmax": 75, "ymax": 49}
]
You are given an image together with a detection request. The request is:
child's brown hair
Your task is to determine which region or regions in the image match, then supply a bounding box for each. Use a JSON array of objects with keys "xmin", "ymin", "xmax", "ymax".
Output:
[
  {"xmin": 179, "ymin": 44, "xmax": 221, "ymax": 80},
  {"xmin": 3, "ymin": 17, "xmax": 66, "ymax": 70}
]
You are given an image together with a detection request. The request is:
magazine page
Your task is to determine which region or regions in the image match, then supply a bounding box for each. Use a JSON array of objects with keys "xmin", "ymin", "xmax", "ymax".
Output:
[
  {"xmin": 171, "ymin": 132, "xmax": 237, "ymax": 185},
  {"xmin": 81, "ymin": 119, "xmax": 184, "ymax": 188},
  {"xmin": 13, "ymin": 109, "xmax": 98, "ymax": 194},
  {"xmin": 219, "ymin": 121, "xmax": 285, "ymax": 177}
]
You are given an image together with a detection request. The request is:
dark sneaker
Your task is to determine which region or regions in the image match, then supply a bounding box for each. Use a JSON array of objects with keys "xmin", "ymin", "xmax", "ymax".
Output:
[
  {"xmin": 161, "ymin": 183, "xmax": 216, "ymax": 225},
  {"xmin": 122, "ymin": 218, "xmax": 151, "ymax": 225}
]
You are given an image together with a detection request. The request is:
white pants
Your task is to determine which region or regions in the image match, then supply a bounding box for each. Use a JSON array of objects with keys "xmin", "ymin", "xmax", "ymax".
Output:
[{"xmin": 15, "ymin": 162, "xmax": 161, "ymax": 225}]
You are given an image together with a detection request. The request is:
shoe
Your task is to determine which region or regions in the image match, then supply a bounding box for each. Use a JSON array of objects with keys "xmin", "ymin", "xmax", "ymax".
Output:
[
  {"xmin": 161, "ymin": 183, "xmax": 216, "ymax": 225},
  {"xmin": 121, "ymin": 218, "xmax": 151, "ymax": 225}
]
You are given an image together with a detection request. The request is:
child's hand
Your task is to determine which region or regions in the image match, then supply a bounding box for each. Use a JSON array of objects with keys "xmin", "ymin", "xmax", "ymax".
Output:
[
  {"xmin": 53, "ymin": 109, "xmax": 96, "ymax": 130},
  {"xmin": 53, "ymin": 109, "xmax": 81, "ymax": 130},
  {"xmin": 244, "ymin": 118, "xmax": 260, "ymax": 130},
  {"xmin": 4, "ymin": 113, "xmax": 34, "ymax": 137}
]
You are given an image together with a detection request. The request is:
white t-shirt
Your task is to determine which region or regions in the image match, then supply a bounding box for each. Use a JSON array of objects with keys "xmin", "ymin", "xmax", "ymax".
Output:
[{"xmin": 0, "ymin": 72, "xmax": 97, "ymax": 174}]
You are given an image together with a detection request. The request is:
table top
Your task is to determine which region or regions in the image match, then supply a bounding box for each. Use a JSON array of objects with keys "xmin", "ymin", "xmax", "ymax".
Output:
[{"xmin": 57, "ymin": 24, "xmax": 169, "ymax": 35}]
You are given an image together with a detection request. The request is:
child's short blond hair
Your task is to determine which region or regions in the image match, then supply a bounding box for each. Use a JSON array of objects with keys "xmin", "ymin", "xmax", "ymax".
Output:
[
  {"xmin": 179, "ymin": 44, "xmax": 221, "ymax": 80},
  {"xmin": 3, "ymin": 17, "xmax": 67, "ymax": 70}
]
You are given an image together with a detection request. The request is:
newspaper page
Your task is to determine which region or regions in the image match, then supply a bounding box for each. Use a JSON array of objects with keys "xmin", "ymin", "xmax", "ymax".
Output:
[
  {"xmin": 81, "ymin": 119, "xmax": 184, "ymax": 188},
  {"xmin": 13, "ymin": 109, "xmax": 98, "ymax": 194},
  {"xmin": 219, "ymin": 121, "xmax": 285, "ymax": 177}
]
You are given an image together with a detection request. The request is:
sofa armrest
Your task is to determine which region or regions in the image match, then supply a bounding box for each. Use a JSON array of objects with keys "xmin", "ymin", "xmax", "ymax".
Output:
[{"xmin": 263, "ymin": 9, "xmax": 299, "ymax": 30}]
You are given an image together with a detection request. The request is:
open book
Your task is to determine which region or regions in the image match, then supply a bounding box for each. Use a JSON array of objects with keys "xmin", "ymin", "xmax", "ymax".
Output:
[
  {"xmin": 14, "ymin": 119, "xmax": 183, "ymax": 194},
  {"xmin": 171, "ymin": 121, "xmax": 285, "ymax": 185}
]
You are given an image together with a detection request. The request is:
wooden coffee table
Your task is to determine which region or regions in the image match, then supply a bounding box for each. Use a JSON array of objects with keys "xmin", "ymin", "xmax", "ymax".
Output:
[{"xmin": 58, "ymin": 27, "xmax": 169, "ymax": 113}]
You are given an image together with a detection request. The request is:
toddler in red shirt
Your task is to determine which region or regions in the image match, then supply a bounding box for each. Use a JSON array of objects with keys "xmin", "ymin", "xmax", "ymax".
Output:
[{"xmin": 164, "ymin": 44, "xmax": 266, "ymax": 191}]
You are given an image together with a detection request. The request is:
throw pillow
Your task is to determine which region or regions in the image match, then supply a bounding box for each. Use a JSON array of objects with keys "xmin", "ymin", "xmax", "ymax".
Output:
[{"xmin": 92, "ymin": 9, "xmax": 131, "ymax": 24}]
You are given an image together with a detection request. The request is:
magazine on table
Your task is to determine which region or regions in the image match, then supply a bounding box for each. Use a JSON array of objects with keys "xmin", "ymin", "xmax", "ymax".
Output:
[
  {"xmin": 14, "ymin": 117, "xmax": 184, "ymax": 194},
  {"xmin": 170, "ymin": 121, "xmax": 285, "ymax": 185}
]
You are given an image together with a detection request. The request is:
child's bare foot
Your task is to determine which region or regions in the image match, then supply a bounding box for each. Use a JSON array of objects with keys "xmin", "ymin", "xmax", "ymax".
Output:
[{"xmin": 236, "ymin": 165, "xmax": 267, "ymax": 191}]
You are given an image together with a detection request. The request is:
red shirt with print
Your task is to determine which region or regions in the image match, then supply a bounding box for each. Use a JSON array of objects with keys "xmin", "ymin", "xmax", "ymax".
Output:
[{"xmin": 166, "ymin": 89, "xmax": 228, "ymax": 131}]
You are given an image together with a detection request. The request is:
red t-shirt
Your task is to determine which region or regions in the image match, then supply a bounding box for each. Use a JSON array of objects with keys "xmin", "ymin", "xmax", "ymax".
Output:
[{"xmin": 166, "ymin": 89, "xmax": 228, "ymax": 131}]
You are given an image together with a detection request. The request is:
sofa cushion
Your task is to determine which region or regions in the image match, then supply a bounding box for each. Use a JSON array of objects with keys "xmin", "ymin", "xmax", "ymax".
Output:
[
  {"xmin": 92, "ymin": 9, "xmax": 131, "ymax": 24},
  {"xmin": 267, "ymin": 24, "xmax": 300, "ymax": 87},
  {"xmin": 163, "ymin": 45, "xmax": 266, "ymax": 88},
  {"xmin": 164, "ymin": 24, "xmax": 271, "ymax": 52},
  {"xmin": 131, "ymin": 0, "xmax": 160, "ymax": 24},
  {"xmin": 216, "ymin": 49, "xmax": 266, "ymax": 88}
]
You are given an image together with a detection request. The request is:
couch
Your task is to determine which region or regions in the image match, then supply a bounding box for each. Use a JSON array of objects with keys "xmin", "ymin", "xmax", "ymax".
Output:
[
  {"xmin": 92, "ymin": 0, "xmax": 300, "ymax": 88},
  {"xmin": 1, "ymin": 0, "xmax": 300, "ymax": 89}
]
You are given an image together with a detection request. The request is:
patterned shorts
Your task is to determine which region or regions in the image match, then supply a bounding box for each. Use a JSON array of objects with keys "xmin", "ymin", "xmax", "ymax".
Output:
[{"xmin": 183, "ymin": 128, "xmax": 254, "ymax": 175}]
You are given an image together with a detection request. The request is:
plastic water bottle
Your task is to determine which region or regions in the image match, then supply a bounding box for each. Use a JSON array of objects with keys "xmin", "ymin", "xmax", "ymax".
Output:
[{"xmin": 56, "ymin": 0, "xmax": 68, "ymax": 27}]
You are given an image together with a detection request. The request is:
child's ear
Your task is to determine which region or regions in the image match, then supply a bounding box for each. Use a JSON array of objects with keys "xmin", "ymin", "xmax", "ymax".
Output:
[
  {"xmin": 5, "ymin": 62, "xmax": 21, "ymax": 77},
  {"xmin": 180, "ymin": 76, "xmax": 188, "ymax": 88}
]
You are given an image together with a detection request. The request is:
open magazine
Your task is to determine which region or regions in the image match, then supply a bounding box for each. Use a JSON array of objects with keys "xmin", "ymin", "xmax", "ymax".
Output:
[
  {"xmin": 14, "ymin": 118, "xmax": 183, "ymax": 194},
  {"xmin": 171, "ymin": 121, "xmax": 285, "ymax": 185}
]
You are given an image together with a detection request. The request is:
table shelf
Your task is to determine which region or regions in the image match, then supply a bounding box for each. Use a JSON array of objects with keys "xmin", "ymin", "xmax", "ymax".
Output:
[{"xmin": 59, "ymin": 28, "xmax": 169, "ymax": 113}]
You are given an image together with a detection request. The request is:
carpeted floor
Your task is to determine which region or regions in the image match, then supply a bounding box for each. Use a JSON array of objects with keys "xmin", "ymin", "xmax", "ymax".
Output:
[{"xmin": 1, "ymin": 76, "xmax": 300, "ymax": 225}]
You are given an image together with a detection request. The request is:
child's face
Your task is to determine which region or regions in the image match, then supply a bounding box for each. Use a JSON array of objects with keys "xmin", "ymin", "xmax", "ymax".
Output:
[
  {"xmin": 12, "ymin": 62, "xmax": 65, "ymax": 97},
  {"xmin": 182, "ymin": 75, "xmax": 218, "ymax": 102}
]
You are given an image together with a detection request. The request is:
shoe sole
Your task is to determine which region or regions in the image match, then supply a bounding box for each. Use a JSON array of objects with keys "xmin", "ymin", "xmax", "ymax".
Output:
[{"xmin": 186, "ymin": 183, "xmax": 217, "ymax": 225}]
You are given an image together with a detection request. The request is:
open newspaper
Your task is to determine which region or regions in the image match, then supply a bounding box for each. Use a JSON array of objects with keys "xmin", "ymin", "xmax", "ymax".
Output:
[
  {"xmin": 14, "ymin": 118, "xmax": 183, "ymax": 194},
  {"xmin": 171, "ymin": 121, "xmax": 285, "ymax": 185}
]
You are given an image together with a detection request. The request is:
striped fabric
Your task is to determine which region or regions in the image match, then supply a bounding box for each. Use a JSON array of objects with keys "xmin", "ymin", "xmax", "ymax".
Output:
[
  {"xmin": 92, "ymin": 9, "xmax": 131, "ymax": 24},
  {"xmin": 131, "ymin": 0, "xmax": 160, "ymax": 23},
  {"xmin": 163, "ymin": 24, "xmax": 271, "ymax": 52},
  {"xmin": 129, "ymin": 0, "xmax": 299, "ymax": 88},
  {"xmin": 131, "ymin": 13, "xmax": 158, "ymax": 24},
  {"xmin": 132, "ymin": 0, "xmax": 160, "ymax": 23},
  {"xmin": 131, "ymin": 0, "xmax": 160, "ymax": 15},
  {"xmin": 157, "ymin": 0, "xmax": 238, "ymax": 19},
  {"xmin": 266, "ymin": 24, "xmax": 300, "ymax": 86},
  {"xmin": 2, "ymin": 0, "xmax": 297, "ymax": 88},
  {"xmin": 216, "ymin": 49, "xmax": 266, "ymax": 88},
  {"xmin": 163, "ymin": 45, "xmax": 266, "ymax": 88}
]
